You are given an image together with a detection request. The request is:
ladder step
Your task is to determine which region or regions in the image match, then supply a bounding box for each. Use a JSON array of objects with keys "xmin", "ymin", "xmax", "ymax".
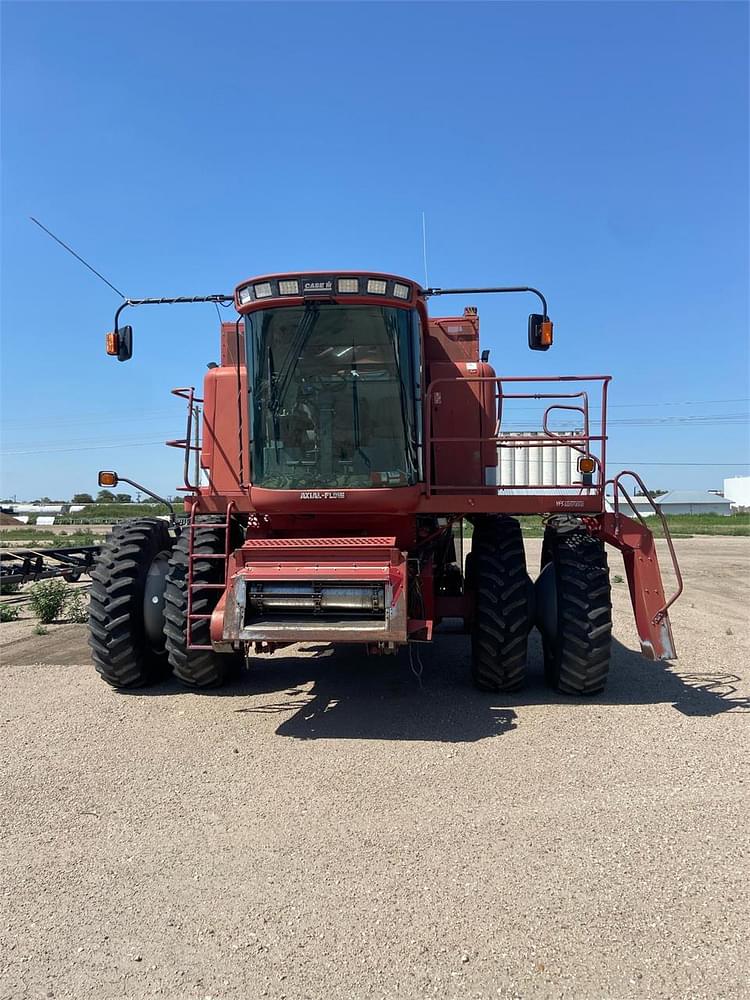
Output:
[
  {"xmin": 189, "ymin": 553, "xmax": 226, "ymax": 560},
  {"xmin": 188, "ymin": 613, "xmax": 212, "ymax": 621},
  {"xmin": 186, "ymin": 643, "xmax": 213, "ymax": 651},
  {"xmin": 190, "ymin": 583, "xmax": 225, "ymax": 590}
]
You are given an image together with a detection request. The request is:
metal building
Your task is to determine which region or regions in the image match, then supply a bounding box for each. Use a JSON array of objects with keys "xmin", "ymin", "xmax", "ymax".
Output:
[
  {"xmin": 723, "ymin": 476, "xmax": 750, "ymax": 510},
  {"xmin": 655, "ymin": 490, "xmax": 732, "ymax": 516}
]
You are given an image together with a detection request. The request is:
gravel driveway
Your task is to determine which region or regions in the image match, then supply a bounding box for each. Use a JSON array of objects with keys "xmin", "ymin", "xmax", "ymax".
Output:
[{"xmin": 1, "ymin": 537, "xmax": 748, "ymax": 1000}]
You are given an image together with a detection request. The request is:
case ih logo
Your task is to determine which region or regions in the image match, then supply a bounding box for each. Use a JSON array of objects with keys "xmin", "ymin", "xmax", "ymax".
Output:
[
  {"xmin": 302, "ymin": 279, "xmax": 333, "ymax": 293},
  {"xmin": 299, "ymin": 490, "xmax": 346, "ymax": 500},
  {"xmin": 555, "ymin": 499, "xmax": 586, "ymax": 508}
]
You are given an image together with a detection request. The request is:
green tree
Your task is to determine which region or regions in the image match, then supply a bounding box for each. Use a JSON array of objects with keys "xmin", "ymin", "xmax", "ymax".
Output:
[
  {"xmin": 72, "ymin": 493, "xmax": 94, "ymax": 503},
  {"xmin": 114, "ymin": 493, "xmax": 132, "ymax": 503},
  {"xmin": 96, "ymin": 489, "xmax": 116, "ymax": 502}
]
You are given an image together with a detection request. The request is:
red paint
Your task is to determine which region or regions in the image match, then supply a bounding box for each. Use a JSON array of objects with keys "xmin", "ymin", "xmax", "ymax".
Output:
[{"xmin": 156, "ymin": 271, "xmax": 680, "ymax": 658}]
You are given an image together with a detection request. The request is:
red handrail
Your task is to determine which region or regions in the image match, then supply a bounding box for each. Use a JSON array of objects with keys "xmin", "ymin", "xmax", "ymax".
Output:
[
  {"xmin": 606, "ymin": 469, "xmax": 684, "ymax": 623},
  {"xmin": 425, "ymin": 374, "xmax": 611, "ymax": 496}
]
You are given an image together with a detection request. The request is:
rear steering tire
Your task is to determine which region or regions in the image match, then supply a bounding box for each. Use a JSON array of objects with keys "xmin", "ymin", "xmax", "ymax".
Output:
[
  {"xmin": 540, "ymin": 527, "xmax": 612, "ymax": 695},
  {"xmin": 88, "ymin": 518, "xmax": 174, "ymax": 688},
  {"xmin": 470, "ymin": 515, "xmax": 532, "ymax": 692},
  {"xmin": 163, "ymin": 522, "xmax": 238, "ymax": 688}
]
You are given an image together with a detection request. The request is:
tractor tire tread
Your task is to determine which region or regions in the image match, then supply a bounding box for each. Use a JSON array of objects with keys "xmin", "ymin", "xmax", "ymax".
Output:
[
  {"xmin": 471, "ymin": 515, "xmax": 531, "ymax": 692},
  {"xmin": 87, "ymin": 518, "xmax": 173, "ymax": 689},
  {"xmin": 164, "ymin": 523, "xmax": 235, "ymax": 689},
  {"xmin": 543, "ymin": 529, "xmax": 612, "ymax": 695}
]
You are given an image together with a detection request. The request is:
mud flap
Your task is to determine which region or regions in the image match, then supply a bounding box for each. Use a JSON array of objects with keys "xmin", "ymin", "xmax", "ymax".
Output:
[{"xmin": 599, "ymin": 512, "xmax": 678, "ymax": 661}]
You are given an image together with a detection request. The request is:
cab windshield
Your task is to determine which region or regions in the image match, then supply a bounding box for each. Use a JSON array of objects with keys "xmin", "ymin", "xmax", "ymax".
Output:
[{"xmin": 246, "ymin": 304, "xmax": 421, "ymax": 489}]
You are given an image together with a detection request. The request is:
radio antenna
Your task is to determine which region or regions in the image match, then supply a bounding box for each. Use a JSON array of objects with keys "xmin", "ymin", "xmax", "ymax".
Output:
[
  {"xmin": 421, "ymin": 211, "xmax": 429, "ymax": 289},
  {"xmin": 29, "ymin": 216, "xmax": 127, "ymax": 299}
]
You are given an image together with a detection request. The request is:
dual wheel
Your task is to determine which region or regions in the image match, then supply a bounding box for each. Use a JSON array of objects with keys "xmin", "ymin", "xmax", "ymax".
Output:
[
  {"xmin": 88, "ymin": 518, "xmax": 237, "ymax": 690},
  {"xmin": 469, "ymin": 515, "xmax": 612, "ymax": 695}
]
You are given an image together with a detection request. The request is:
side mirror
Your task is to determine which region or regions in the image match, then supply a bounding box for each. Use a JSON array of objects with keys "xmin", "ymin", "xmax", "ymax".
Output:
[
  {"xmin": 528, "ymin": 314, "xmax": 553, "ymax": 351},
  {"xmin": 98, "ymin": 470, "xmax": 119, "ymax": 488},
  {"xmin": 105, "ymin": 325, "xmax": 133, "ymax": 362}
]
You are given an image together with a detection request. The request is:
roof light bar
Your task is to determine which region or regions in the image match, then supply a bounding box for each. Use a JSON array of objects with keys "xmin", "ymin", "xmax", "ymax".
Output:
[{"xmin": 234, "ymin": 275, "xmax": 414, "ymax": 306}]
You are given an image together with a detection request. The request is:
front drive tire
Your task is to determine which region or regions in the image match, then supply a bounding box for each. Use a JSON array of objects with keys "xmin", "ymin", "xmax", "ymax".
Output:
[
  {"xmin": 88, "ymin": 519, "xmax": 174, "ymax": 688},
  {"xmin": 540, "ymin": 528, "xmax": 612, "ymax": 695},
  {"xmin": 470, "ymin": 515, "xmax": 532, "ymax": 692},
  {"xmin": 164, "ymin": 523, "xmax": 237, "ymax": 689}
]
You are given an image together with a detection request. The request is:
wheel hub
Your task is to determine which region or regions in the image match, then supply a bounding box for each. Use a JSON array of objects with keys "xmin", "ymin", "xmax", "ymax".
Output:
[
  {"xmin": 534, "ymin": 561, "xmax": 558, "ymax": 641},
  {"xmin": 143, "ymin": 550, "xmax": 171, "ymax": 649}
]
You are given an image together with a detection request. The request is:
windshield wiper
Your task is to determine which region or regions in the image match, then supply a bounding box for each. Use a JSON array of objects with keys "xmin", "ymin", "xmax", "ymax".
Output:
[
  {"xmin": 270, "ymin": 304, "xmax": 320, "ymax": 415},
  {"xmin": 350, "ymin": 346, "xmax": 371, "ymax": 471},
  {"xmin": 384, "ymin": 309, "xmax": 418, "ymax": 474}
]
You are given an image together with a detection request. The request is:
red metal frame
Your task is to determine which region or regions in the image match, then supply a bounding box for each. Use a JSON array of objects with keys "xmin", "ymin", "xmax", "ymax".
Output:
[
  {"xmin": 185, "ymin": 500, "xmax": 235, "ymax": 651},
  {"xmin": 166, "ymin": 387, "xmax": 203, "ymax": 493},
  {"xmin": 153, "ymin": 277, "xmax": 682, "ymax": 664},
  {"xmin": 425, "ymin": 374, "xmax": 611, "ymax": 498}
]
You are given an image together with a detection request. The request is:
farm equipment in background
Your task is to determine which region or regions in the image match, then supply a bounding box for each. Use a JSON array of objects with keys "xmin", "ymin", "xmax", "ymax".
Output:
[
  {"xmin": 88, "ymin": 272, "xmax": 682, "ymax": 693},
  {"xmin": 1, "ymin": 544, "xmax": 101, "ymax": 587}
]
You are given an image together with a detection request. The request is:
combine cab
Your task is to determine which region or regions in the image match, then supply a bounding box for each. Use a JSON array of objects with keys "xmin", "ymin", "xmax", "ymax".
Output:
[{"xmin": 88, "ymin": 273, "xmax": 681, "ymax": 694}]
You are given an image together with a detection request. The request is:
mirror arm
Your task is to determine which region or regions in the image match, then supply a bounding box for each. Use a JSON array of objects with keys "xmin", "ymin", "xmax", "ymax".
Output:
[
  {"xmin": 113, "ymin": 295, "xmax": 235, "ymax": 335},
  {"xmin": 114, "ymin": 476, "xmax": 176, "ymax": 523},
  {"xmin": 423, "ymin": 285, "xmax": 548, "ymax": 318}
]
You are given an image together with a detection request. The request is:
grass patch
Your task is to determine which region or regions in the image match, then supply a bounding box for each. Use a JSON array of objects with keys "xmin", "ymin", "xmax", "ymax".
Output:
[
  {"xmin": 647, "ymin": 513, "xmax": 749, "ymax": 537},
  {"xmin": 461, "ymin": 512, "xmax": 749, "ymax": 538},
  {"xmin": 0, "ymin": 529, "xmax": 103, "ymax": 549},
  {"xmin": 61, "ymin": 502, "xmax": 183, "ymax": 521}
]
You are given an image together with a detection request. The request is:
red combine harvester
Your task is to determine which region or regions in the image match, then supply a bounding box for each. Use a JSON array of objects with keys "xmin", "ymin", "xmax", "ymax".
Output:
[{"xmin": 89, "ymin": 273, "xmax": 682, "ymax": 694}]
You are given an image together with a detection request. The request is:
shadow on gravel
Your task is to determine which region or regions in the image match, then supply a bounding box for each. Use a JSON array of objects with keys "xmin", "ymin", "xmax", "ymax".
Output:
[{"xmin": 113, "ymin": 623, "xmax": 749, "ymax": 742}]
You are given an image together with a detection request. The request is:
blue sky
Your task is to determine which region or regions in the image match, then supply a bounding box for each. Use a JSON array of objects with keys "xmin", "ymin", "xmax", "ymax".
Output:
[{"xmin": 2, "ymin": 1, "xmax": 748, "ymax": 500}]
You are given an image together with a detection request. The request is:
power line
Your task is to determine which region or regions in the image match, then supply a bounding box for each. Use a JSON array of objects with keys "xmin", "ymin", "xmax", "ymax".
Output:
[
  {"xmin": 1, "ymin": 410, "xmax": 178, "ymax": 432},
  {"xmin": 609, "ymin": 461, "xmax": 750, "ymax": 467},
  {"xmin": 607, "ymin": 397, "xmax": 749, "ymax": 409},
  {"xmin": 1, "ymin": 440, "xmax": 166, "ymax": 456}
]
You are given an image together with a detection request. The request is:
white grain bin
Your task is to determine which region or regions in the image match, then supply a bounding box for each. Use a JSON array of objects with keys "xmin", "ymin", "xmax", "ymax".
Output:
[{"xmin": 498, "ymin": 431, "xmax": 580, "ymax": 490}]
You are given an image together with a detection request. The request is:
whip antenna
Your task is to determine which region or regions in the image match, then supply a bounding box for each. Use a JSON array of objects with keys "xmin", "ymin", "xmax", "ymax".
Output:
[
  {"xmin": 421, "ymin": 211, "xmax": 429, "ymax": 289},
  {"xmin": 29, "ymin": 216, "xmax": 127, "ymax": 299}
]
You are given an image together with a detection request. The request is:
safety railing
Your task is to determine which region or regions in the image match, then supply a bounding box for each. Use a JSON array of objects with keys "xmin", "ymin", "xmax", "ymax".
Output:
[
  {"xmin": 605, "ymin": 469, "xmax": 684, "ymax": 623},
  {"xmin": 166, "ymin": 387, "xmax": 203, "ymax": 493},
  {"xmin": 425, "ymin": 374, "xmax": 612, "ymax": 497}
]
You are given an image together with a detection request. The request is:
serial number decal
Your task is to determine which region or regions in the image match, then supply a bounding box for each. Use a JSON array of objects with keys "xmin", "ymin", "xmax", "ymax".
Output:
[
  {"xmin": 302, "ymin": 279, "xmax": 333, "ymax": 293},
  {"xmin": 554, "ymin": 499, "xmax": 586, "ymax": 508},
  {"xmin": 299, "ymin": 490, "xmax": 346, "ymax": 500}
]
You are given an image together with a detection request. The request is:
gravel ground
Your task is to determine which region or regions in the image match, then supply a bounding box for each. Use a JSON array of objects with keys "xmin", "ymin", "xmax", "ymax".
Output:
[{"xmin": 1, "ymin": 536, "xmax": 748, "ymax": 1000}]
